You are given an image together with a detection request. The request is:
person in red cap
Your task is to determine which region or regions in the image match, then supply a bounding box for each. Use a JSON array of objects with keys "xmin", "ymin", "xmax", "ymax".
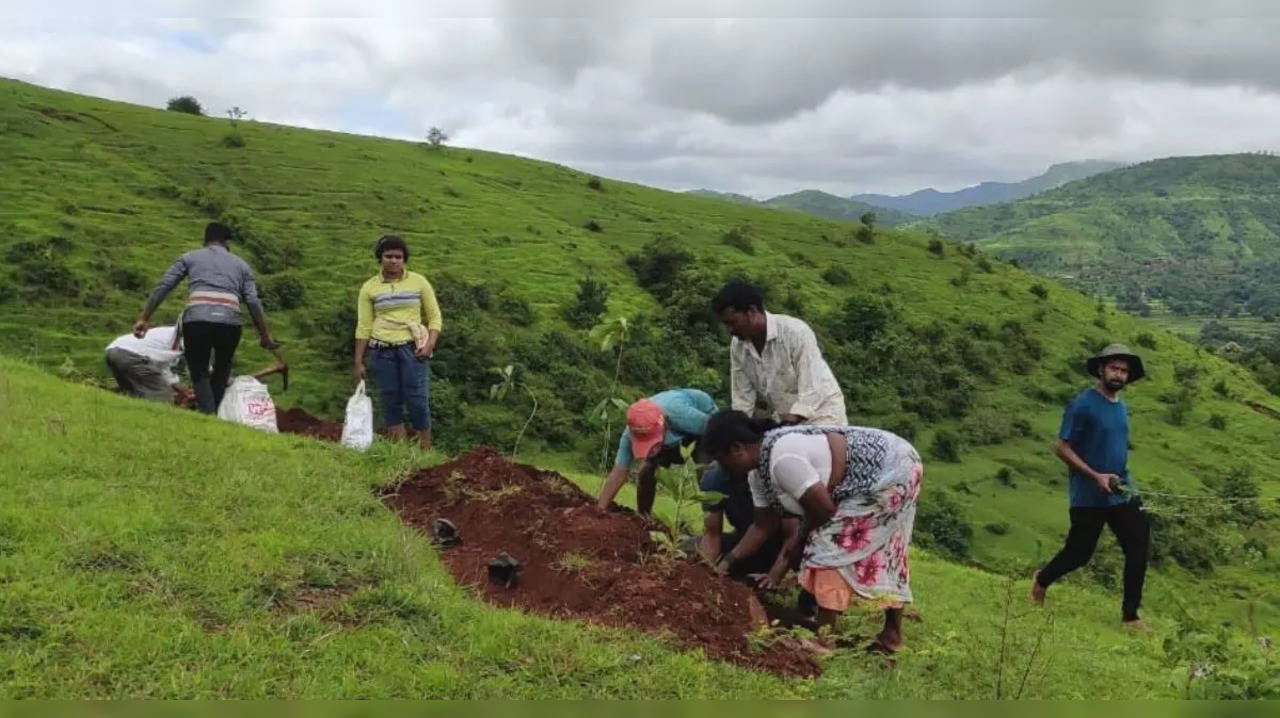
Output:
[{"xmin": 597, "ymin": 388, "xmax": 718, "ymax": 514}]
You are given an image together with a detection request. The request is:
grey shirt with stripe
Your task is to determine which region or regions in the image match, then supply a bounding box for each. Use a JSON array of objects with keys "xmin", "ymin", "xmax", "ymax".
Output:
[{"xmin": 145, "ymin": 244, "xmax": 265, "ymax": 326}]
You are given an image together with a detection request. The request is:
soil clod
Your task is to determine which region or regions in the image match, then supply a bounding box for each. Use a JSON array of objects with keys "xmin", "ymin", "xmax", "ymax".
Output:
[
  {"xmin": 432, "ymin": 518, "xmax": 461, "ymax": 548},
  {"xmin": 487, "ymin": 551, "xmax": 521, "ymax": 588}
]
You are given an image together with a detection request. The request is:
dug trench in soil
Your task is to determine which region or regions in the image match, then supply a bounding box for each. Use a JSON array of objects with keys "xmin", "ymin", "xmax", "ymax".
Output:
[
  {"xmin": 384, "ymin": 446, "xmax": 820, "ymax": 677},
  {"xmin": 276, "ymin": 407, "xmax": 344, "ymax": 441}
]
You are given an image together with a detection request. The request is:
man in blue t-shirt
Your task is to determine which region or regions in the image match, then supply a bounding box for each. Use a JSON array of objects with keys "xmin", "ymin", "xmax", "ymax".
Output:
[{"xmin": 1032, "ymin": 344, "xmax": 1151, "ymax": 629}]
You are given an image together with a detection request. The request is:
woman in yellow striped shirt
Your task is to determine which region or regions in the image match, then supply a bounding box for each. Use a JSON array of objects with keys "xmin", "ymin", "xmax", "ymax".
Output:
[{"xmin": 353, "ymin": 235, "xmax": 443, "ymax": 451}]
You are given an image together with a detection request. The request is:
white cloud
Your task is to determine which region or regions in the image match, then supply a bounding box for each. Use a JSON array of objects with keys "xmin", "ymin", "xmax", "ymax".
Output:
[{"xmin": 4, "ymin": 5, "xmax": 1280, "ymax": 197}]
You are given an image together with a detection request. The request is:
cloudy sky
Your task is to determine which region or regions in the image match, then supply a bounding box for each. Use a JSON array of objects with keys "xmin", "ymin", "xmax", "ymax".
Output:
[{"xmin": 5, "ymin": 1, "xmax": 1280, "ymax": 197}]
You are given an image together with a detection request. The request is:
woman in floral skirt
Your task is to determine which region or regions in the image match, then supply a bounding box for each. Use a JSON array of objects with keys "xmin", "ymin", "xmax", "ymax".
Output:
[{"xmin": 705, "ymin": 410, "xmax": 923, "ymax": 653}]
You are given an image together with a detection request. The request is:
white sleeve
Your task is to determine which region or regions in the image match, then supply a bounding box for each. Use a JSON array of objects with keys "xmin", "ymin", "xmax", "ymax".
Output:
[
  {"xmin": 747, "ymin": 469, "xmax": 772, "ymax": 508},
  {"xmin": 770, "ymin": 453, "xmax": 822, "ymax": 503}
]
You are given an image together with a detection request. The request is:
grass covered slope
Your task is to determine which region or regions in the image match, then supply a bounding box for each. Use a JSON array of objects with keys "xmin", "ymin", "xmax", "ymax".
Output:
[
  {"xmin": 2, "ymin": 79, "xmax": 1280, "ymax": 640},
  {"xmin": 0, "ymin": 357, "xmax": 792, "ymax": 698},
  {"xmin": 5, "ymin": 356, "xmax": 1273, "ymax": 699}
]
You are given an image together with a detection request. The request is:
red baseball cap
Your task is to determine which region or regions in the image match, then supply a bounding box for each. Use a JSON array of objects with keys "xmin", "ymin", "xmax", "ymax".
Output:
[{"xmin": 626, "ymin": 399, "xmax": 666, "ymax": 460}]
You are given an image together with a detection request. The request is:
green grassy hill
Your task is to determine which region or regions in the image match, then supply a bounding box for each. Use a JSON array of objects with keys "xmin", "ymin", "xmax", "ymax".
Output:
[
  {"xmin": 761, "ymin": 190, "xmax": 915, "ymax": 226},
  {"xmin": 922, "ymin": 154, "xmax": 1280, "ymax": 322},
  {"xmin": 3, "ymin": 356, "xmax": 1275, "ymax": 698},
  {"xmin": 2, "ymin": 79, "xmax": 1280, "ymax": 695}
]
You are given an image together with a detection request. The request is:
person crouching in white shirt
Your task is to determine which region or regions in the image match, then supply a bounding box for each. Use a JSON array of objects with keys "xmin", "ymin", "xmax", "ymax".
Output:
[{"xmin": 104, "ymin": 325, "xmax": 190, "ymax": 404}]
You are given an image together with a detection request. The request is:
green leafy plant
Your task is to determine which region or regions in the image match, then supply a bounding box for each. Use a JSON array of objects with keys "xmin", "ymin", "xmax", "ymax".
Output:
[
  {"xmin": 589, "ymin": 316, "xmax": 632, "ymax": 468},
  {"xmin": 489, "ymin": 364, "xmax": 538, "ymax": 460},
  {"xmin": 652, "ymin": 442, "xmax": 723, "ymax": 538}
]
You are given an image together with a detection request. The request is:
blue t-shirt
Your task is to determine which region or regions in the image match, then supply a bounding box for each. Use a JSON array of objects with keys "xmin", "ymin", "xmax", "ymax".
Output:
[
  {"xmin": 699, "ymin": 465, "xmax": 755, "ymax": 534},
  {"xmin": 1059, "ymin": 387, "xmax": 1134, "ymax": 508},
  {"xmin": 614, "ymin": 389, "xmax": 718, "ymax": 469}
]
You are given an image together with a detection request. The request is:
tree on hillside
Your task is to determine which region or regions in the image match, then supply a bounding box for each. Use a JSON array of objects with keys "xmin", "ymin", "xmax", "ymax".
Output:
[
  {"xmin": 426, "ymin": 126, "xmax": 449, "ymax": 149},
  {"xmin": 860, "ymin": 211, "xmax": 877, "ymax": 228},
  {"xmin": 166, "ymin": 96, "xmax": 203, "ymax": 115},
  {"xmin": 225, "ymin": 106, "xmax": 247, "ymax": 128}
]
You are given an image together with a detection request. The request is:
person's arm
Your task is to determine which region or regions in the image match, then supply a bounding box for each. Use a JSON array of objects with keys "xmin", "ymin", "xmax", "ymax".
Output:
[
  {"xmin": 419, "ymin": 277, "xmax": 443, "ymax": 358},
  {"xmin": 698, "ymin": 510, "xmax": 724, "ymax": 564},
  {"xmin": 597, "ymin": 431, "xmax": 634, "ymax": 510},
  {"xmin": 1055, "ymin": 439, "xmax": 1115, "ymax": 494},
  {"xmin": 354, "ymin": 282, "xmax": 373, "ymax": 382},
  {"xmin": 796, "ymin": 482, "xmax": 838, "ymax": 536},
  {"xmin": 784, "ymin": 322, "xmax": 829, "ymax": 423},
  {"xmin": 597, "ymin": 464, "xmax": 631, "ymax": 511},
  {"xmin": 240, "ymin": 268, "xmax": 275, "ymax": 348},
  {"xmin": 754, "ymin": 516, "xmax": 804, "ymax": 589},
  {"xmin": 715, "ymin": 507, "xmax": 779, "ymax": 575},
  {"xmin": 134, "ymin": 256, "xmax": 188, "ymax": 337},
  {"xmin": 729, "ymin": 345, "xmax": 758, "ymax": 414}
]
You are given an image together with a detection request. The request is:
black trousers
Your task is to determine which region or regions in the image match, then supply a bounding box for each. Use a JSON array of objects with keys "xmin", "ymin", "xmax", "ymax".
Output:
[
  {"xmin": 182, "ymin": 321, "xmax": 242, "ymax": 414},
  {"xmin": 1038, "ymin": 500, "xmax": 1150, "ymax": 621}
]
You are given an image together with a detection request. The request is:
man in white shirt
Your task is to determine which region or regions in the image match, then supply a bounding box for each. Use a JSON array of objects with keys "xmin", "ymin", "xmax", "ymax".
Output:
[
  {"xmin": 711, "ymin": 280, "xmax": 847, "ymax": 426},
  {"xmin": 104, "ymin": 326, "xmax": 187, "ymax": 403}
]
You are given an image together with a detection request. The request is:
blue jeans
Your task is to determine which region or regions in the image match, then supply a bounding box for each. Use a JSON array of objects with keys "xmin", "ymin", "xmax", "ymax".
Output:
[{"xmin": 369, "ymin": 343, "xmax": 431, "ymax": 430}]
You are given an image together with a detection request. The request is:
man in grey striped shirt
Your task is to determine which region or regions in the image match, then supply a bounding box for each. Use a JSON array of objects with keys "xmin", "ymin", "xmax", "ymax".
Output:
[{"xmin": 132, "ymin": 222, "xmax": 278, "ymax": 414}]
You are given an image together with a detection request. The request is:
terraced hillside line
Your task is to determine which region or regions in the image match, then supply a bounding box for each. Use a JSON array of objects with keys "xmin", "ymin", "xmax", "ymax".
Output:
[{"xmin": 385, "ymin": 447, "xmax": 819, "ymax": 677}]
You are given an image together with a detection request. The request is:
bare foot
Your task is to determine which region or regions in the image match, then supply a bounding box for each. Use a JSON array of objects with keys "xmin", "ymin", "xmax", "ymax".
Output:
[
  {"xmin": 868, "ymin": 627, "xmax": 902, "ymax": 654},
  {"xmin": 1123, "ymin": 619, "xmax": 1150, "ymax": 633},
  {"xmin": 1030, "ymin": 570, "xmax": 1046, "ymax": 606}
]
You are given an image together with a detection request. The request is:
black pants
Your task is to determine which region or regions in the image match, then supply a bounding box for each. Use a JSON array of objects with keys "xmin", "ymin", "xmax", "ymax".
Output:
[
  {"xmin": 182, "ymin": 321, "xmax": 242, "ymax": 414},
  {"xmin": 1038, "ymin": 500, "xmax": 1150, "ymax": 621}
]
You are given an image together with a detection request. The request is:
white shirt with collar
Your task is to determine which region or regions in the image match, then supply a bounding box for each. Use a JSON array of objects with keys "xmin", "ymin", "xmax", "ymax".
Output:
[
  {"xmin": 729, "ymin": 312, "xmax": 847, "ymax": 425},
  {"xmin": 107, "ymin": 326, "xmax": 184, "ymax": 385}
]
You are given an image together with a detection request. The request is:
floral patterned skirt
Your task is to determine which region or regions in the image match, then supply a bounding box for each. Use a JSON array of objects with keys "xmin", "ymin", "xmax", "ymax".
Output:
[{"xmin": 801, "ymin": 446, "xmax": 922, "ymax": 607}]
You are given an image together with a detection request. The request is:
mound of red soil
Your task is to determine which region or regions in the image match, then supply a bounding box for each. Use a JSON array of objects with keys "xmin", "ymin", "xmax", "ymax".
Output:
[
  {"xmin": 386, "ymin": 447, "xmax": 819, "ymax": 677},
  {"xmin": 276, "ymin": 407, "xmax": 343, "ymax": 441}
]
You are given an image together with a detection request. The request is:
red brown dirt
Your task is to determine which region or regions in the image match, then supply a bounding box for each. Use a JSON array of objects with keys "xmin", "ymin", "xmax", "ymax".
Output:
[
  {"xmin": 384, "ymin": 447, "xmax": 819, "ymax": 677},
  {"xmin": 276, "ymin": 407, "xmax": 344, "ymax": 441}
]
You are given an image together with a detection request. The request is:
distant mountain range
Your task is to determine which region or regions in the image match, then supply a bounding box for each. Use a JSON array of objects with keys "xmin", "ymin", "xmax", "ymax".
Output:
[
  {"xmin": 686, "ymin": 159, "xmax": 1126, "ymax": 225},
  {"xmin": 851, "ymin": 160, "xmax": 1127, "ymax": 216},
  {"xmin": 682, "ymin": 189, "xmax": 916, "ymax": 226}
]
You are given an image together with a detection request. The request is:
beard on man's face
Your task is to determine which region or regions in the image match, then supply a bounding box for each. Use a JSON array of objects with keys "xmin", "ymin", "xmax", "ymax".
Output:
[{"xmin": 1104, "ymin": 378, "xmax": 1127, "ymax": 391}]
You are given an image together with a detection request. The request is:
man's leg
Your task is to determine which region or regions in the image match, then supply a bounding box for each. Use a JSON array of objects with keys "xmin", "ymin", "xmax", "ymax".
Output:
[
  {"xmin": 1106, "ymin": 501, "xmax": 1151, "ymax": 623},
  {"xmin": 400, "ymin": 347, "xmax": 432, "ymax": 451},
  {"xmin": 1035, "ymin": 508, "xmax": 1107, "ymax": 598},
  {"xmin": 183, "ymin": 322, "xmax": 216, "ymax": 414},
  {"xmin": 208, "ymin": 324, "xmax": 242, "ymax": 410},
  {"xmin": 128, "ymin": 357, "xmax": 175, "ymax": 402},
  {"xmin": 369, "ymin": 346, "xmax": 405, "ymax": 439},
  {"xmin": 105, "ymin": 349, "xmax": 139, "ymax": 396}
]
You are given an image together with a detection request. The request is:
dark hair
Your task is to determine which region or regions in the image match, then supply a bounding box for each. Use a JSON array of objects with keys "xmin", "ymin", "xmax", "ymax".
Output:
[
  {"xmin": 702, "ymin": 410, "xmax": 780, "ymax": 457},
  {"xmin": 711, "ymin": 280, "xmax": 765, "ymax": 314},
  {"xmin": 374, "ymin": 234, "xmax": 410, "ymax": 261},
  {"xmin": 204, "ymin": 221, "xmax": 232, "ymax": 245}
]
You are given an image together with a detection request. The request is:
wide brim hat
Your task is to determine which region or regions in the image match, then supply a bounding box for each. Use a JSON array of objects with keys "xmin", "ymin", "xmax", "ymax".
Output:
[{"xmin": 1087, "ymin": 343, "xmax": 1146, "ymax": 382}]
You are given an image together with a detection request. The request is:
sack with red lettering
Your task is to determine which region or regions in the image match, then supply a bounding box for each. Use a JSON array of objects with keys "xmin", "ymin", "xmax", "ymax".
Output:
[{"xmin": 217, "ymin": 376, "xmax": 279, "ymax": 433}]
